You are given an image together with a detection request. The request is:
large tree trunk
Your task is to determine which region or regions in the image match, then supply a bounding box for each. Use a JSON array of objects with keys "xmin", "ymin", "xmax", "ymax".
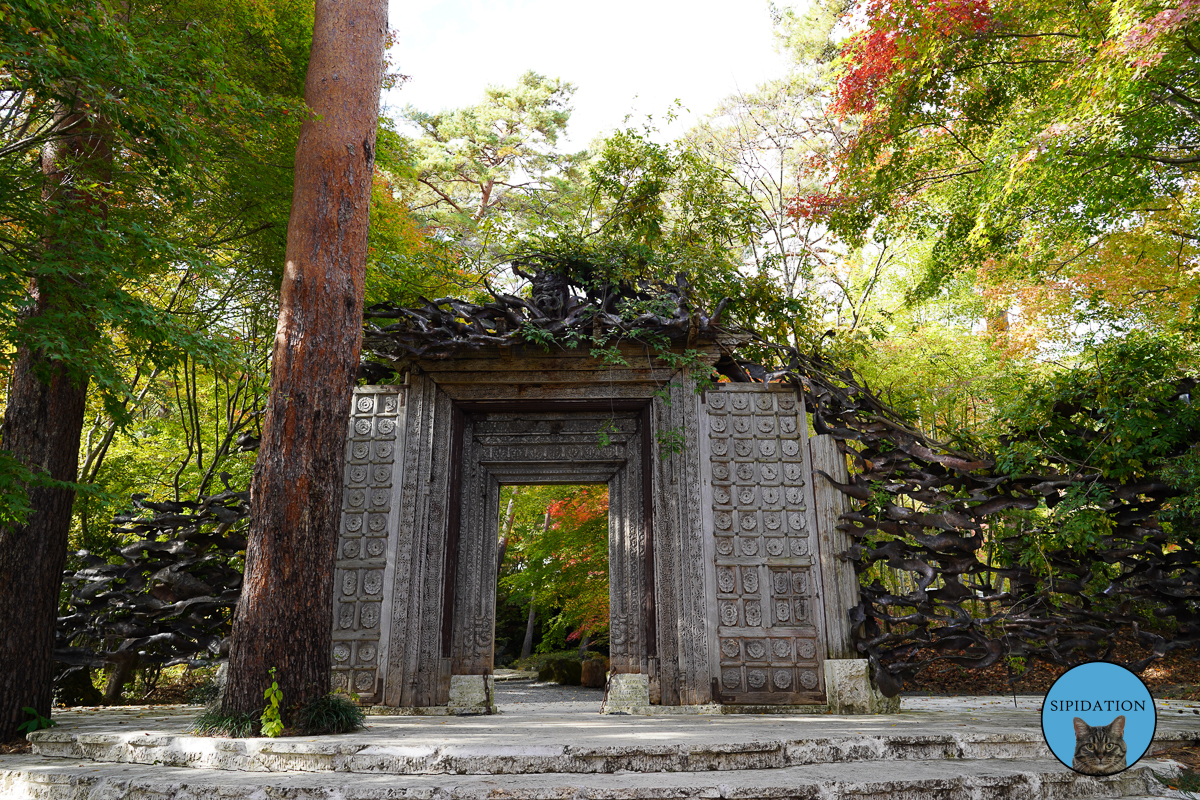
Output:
[
  {"xmin": 222, "ymin": 0, "xmax": 387, "ymax": 717},
  {"xmin": 0, "ymin": 112, "xmax": 108, "ymax": 742}
]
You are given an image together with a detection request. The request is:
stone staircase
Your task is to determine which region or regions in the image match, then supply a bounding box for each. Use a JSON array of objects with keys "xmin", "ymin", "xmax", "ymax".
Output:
[
  {"xmin": 0, "ymin": 752, "xmax": 1182, "ymax": 799},
  {"xmin": 0, "ymin": 698, "xmax": 1195, "ymax": 799}
]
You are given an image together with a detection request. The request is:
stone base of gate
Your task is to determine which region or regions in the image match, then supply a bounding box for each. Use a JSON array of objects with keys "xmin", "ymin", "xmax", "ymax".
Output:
[
  {"xmin": 824, "ymin": 659, "xmax": 900, "ymax": 715},
  {"xmin": 602, "ymin": 674, "xmax": 834, "ymax": 715},
  {"xmin": 367, "ymin": 675, "xmax": 499, "ymax": 716},
  {"xmin": 366, "ymin": 706, "xmax": 458, "ymax": 716},
  {"xmin": 600, "ymin": 674, "xmax": 650, "ymax": 715},
  {"xmin": 448, "ymin": 675, "xmax": 497, "ymax": 715}
]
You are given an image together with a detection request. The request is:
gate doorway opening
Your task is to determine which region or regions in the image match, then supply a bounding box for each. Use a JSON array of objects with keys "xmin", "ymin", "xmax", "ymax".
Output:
[{"xmin": 493, "ymin": 484, "xmax": 611, "ymax": 672}]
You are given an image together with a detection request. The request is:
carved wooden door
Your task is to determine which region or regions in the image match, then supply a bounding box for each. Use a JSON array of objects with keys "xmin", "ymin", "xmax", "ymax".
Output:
[{"xmin": 701, "ymin": 385, "xmax": 827, "ymax": 704}]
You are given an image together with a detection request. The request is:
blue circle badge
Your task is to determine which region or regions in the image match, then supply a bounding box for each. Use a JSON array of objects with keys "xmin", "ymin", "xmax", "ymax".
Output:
[{"xmin": 1041, "ymin": 662, "xmax": 1156, "ymax": 775}]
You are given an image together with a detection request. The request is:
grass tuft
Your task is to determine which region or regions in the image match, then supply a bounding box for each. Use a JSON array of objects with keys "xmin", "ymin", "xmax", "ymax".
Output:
[
  {"xmin": 190, "ymin": 707, "xmax": 260, "ymax": 738},
  {"xmin": 296, "ymin": 693, "xmax": 366, "ymax": 735}
]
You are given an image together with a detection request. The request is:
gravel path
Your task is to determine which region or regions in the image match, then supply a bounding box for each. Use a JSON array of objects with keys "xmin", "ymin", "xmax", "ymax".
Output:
[{"xmin": 495, "ymin": 679, "xmax": 606, "ymax": 710}]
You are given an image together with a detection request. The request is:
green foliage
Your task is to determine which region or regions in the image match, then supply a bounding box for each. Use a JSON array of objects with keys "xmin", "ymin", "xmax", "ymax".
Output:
[
  {"xmin": 818, "ymin": 0, "xmax": 1200, "ymax": 346},
  {"xmin": 510, "ymin": 126, "xmax": 760, "ymax": 304},
  {"xmin": 0, "ymin": 0, "xmax": 314, "ymax": 534},
  {"xmin": 994, "ymin": 332, "xmax": 1199, "ymax": 484},
  {"xmin": 260, "ymin": 668, "xmax": 283, "ymax": 738},
  {"xmin": 656, "ymin": 428, "xmax": 687, "ymax": 460},
  {"xmin": 988, "ymin": 330, "xmax": 1199, "ymax": 564},
  {"xmin": 518, "ymin": 320, "xmax": 558, "ymax": 351},
  {"xmin": 403, "ymin": 71, "xmax": 584, "ymax": 262},
  {"xmin": 16, "ymin": 707, "xmax": 56, "ymax": 734},
  {"xmin": 596, "ymin": 420, "xmax": 620, "ymax": 449},
  {"xmin": 0, "ymin": 452, "xmax": 52, "ymax": 526},
  {"xmin": 295, "ymin": 694, "xmax": 366, "ymax": 735},
  {"xmin": 499, "ymin": 485, "xmax": 610, "ymax": 649},
  {"xmin": 364, "ymin": 120, "xmax": 467, "ymax": 307}
]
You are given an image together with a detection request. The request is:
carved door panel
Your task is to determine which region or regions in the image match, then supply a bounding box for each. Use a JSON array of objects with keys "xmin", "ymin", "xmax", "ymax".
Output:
[
  {"xmin": 332, "ymin": 386, "xmax": 405, "ymax": 705},
  {"xmin": 702, "ymin": 385, "xmax": 827, "ymax": 704}
]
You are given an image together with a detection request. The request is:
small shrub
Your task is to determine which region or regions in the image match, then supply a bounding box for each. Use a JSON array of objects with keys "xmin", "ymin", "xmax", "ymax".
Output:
[
  {"xmin": 296, "ymin": 694, "xmax": 366, "ymax": 735},
  {"xmin": 514, "ymin": 650, "xmax": 582, "ymax": 672},
  {"xmin": 191, "ymin": 707, "xmax": 259, "ymax": 738},
  {"xmin": 260, "ymin": 668, "xmax": 283, "ymax": 738},
  {"xmin": 16, "ymin": 708, "xmax": 56, "ymax": 734}
]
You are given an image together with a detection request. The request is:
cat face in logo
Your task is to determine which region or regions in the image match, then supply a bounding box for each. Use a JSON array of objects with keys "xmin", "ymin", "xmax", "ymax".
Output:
[{"xmin": 1072, "ymin": 715, "xmax": 1127, "ymax": 775}]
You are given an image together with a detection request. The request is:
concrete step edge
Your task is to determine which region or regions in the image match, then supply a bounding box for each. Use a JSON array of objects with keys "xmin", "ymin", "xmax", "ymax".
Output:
[
  {"xmin": 25, "ymin": 729, "xmax": 1200, "ymax": 776},
  {"xmin": 0, "ymin": 754, "xmax": 1180, "ymax": 800}
]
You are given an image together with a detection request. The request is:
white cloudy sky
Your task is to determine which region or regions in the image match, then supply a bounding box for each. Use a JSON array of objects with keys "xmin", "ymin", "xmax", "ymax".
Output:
[{"xmin": 383, "ymin": 0, "xmax": 796, "ymax": 147}]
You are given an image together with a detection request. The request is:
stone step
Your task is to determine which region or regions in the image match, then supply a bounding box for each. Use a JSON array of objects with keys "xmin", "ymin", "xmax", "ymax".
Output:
[
  {"xmin": 27, "ymin": 726, "xmax": 1198, "ymax": 776},
  {"xmin": 0, "ymin": 753, "xmax": 1177, "ymax": 800}
]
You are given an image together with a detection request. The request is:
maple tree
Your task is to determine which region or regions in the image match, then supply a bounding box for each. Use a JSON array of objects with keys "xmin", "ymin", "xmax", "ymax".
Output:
[
  {"xmin": 500, "ymin": 485, "xmax": 611, "ymax": 651},
  {"xmin": 813, "ymin": 0, "xmax": 1200, "ymax": 348}
]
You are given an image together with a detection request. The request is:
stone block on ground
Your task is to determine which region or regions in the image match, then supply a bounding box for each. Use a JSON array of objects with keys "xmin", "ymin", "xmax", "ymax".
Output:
[
  {"xmin": 601, "ymin": 673, "xmax": 649, "ymax": 714},
  {"xmin": 0, "ymin": 752, "xmax": 1172, "ymax": 800},
  {"xmin": 581, "ymin": 658, "xmax": 607, "ymax": 688},
  {"xmin": 447, "ymin": 674, "xmax": 495, "ymax": 715},
  {"xmin": 823, "ymin": 658, "xmax": 899, "ymax": 715}
]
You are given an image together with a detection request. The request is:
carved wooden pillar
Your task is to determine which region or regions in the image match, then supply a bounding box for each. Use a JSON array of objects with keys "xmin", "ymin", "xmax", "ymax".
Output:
[
  {"xmin": 379, "ymin": 372, "xmax": 455, "ymax": 707},
  {"xmin": 650, "ymin": 373, "xmax": 712, "ymax": 705}
]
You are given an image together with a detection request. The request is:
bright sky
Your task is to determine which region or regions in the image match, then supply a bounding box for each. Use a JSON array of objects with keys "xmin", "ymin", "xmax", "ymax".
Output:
[{"xmin": 383, "ymin": 0, "xmax": 797, "ymax": 148}]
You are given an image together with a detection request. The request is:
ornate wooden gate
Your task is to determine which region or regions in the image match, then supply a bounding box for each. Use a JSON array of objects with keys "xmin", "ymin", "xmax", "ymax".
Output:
[{"xmin": 330, "ymin": 345, "xmax": 859, "ymax": 709}]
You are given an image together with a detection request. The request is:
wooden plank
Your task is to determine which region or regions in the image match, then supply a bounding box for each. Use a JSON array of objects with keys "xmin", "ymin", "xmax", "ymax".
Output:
[
  {"xmin": 439, "ymin": 406, "xmax": 466, "ymax": 659},
  {"xmin": 424, "ymin": 368, "xmax": 680, "ymax": 385},
  {"xmin": 809, "ymin": 433, "xmax": 859, "ymax": 659},
  {"xmin": 438, "ymin": 384, "xmax": 665, "ymax": 402}
]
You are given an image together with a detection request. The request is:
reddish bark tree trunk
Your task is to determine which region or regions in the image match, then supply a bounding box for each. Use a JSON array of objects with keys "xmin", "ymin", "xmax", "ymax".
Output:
[
  {"xmin": 0, "ymin": 112, "xmax": 109, "ymax": 742},
  {"xmin": 221, "ymin": 0, "xmax": 387, "ymax": 716}
]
